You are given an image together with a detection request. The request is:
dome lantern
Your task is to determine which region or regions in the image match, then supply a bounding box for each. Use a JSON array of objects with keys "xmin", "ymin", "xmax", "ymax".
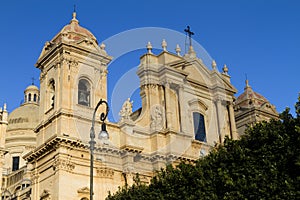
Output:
[{"xmin": 24, "ymin": 84, "xmax": 39, "ymax": 105}]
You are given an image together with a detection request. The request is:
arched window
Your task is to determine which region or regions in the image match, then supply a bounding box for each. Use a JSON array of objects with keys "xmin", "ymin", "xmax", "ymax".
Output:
[
  {"xmin": 34, "ymin": 94, "xmax": 37, "ymax": 102},
  {"xmin": 193, "ymin": 112, "xmax": 206, "ymax": 142},
  {"xmin": 78, "ymin": 79, "xmax": 90, "ymax": 107},
  {"xmin": 49, "ymin": 79, "xmax": 55, "ymax": 108},
  {"xmin": 28, "ymin": 93, "xmax": 32, "ymax": 102}
]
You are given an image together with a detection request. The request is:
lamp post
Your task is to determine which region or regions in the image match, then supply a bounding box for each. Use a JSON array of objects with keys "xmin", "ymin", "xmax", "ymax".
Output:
[{"xmin": 90, "ymin": 99, "xmax": 109, "ymax": 200}]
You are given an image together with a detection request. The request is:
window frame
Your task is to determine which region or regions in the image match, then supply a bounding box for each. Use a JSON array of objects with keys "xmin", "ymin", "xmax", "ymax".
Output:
[
  {"xmin": 192, "ymin": 112, "xmax": 207, "ymax": 142},
  {"xmin": 12, "ymin": 156, "xmax": 20, "ymax": 171}
]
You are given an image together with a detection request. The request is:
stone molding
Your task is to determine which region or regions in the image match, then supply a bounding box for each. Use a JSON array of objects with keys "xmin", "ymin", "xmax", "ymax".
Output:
[
  {"xmin": 40, "ymin": 189, "xmax": 51, "ymax": 200},
  {"xmin": 96, "ymin": 167, "xmax": 114, "ymax": 179},
  {"xmin": 77, "ymin": 186, "xmax": 90, "ymax": 194},
  {"xmin": 53, "ymin": 158, "xmax": 75, "ymax": 172},
  {"xmin": 24, "ymin": 136, "xmax": 86, "ymax": 163}
]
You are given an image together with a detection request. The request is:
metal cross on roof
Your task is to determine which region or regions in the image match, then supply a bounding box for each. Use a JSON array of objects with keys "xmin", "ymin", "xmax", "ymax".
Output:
[
  {"xmin": 184, "ymin": 26, "xmax": 194, "ymax": 47},
  {"xmin": 31, "ymin": 77, "xmax": 35, "ymax": 85}
]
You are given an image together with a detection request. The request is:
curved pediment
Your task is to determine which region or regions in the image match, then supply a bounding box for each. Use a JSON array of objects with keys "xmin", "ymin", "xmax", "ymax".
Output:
[{"xmin": 188, "ymin": 99, "xmax": 208, "ymax": 111}]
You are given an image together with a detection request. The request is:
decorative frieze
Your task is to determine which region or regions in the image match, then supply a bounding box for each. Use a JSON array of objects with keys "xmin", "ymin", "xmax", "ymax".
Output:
[
  {"xmin": 96, "ymin": 167, "xmax": 114, "ymax": 179},
  {"xmin": 8, "ymin": 117, "xmax": 29, "ymax": 124},
  {"xmin": 53, "ymin": 158, "xmax": 75, "ymax": 172}
]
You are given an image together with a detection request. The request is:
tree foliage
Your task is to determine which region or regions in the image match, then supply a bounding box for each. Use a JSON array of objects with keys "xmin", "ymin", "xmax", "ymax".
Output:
[{"xmin": 107, "ymin": 97, "xmax": 300, "ymax": 200}]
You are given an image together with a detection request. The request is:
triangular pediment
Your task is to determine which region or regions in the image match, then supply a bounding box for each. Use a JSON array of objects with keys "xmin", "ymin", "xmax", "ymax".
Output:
[
  {"xmin": 168, "ymin": 58, "xmax": 211, "ymax": 87},
  {"xmin": 37, "ymin": 41, "xmax": 57, "ymax": 62},
  {"xmin": 260, "ymin": 102, "xmax": 278, "ymax": 115},
  {"xmin": 157, "ymin": 51, "xmax": 183, "ymax": 64},
  {"xmin": 217, "ymin": 73, "xmax": 237, "ymax": 94},
  {"xmin": 183, "ymin": 59, "xmax": 237, "ymax": 94}
]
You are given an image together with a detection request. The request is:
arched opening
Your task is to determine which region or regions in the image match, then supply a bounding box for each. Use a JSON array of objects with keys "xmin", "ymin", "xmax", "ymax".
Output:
[
  {"xmin": 49, "ymin": 79, "xmax": 55, "ymax": 108},
  {"xmin": 28, "ymin": 93, "xmax": 31, "ymax": 102},
  {"xmin": 78, "ymin": 79, "xmax": 91, "ymax": 107},
  {"xmin": 34, "ymin": 94, "xmax": 37, "ymax": 102},
  {"xmin": 14, "ymin": 185, "xmax": 21, "ymax": 194}
]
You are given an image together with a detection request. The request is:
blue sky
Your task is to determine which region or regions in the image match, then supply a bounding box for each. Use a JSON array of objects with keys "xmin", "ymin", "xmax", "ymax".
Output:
[{"xmin": 0, "ymin": 0, "xmax": 299, "ymax": 121}]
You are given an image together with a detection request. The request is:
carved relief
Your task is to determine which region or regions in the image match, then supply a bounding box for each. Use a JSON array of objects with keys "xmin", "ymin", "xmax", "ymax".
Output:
[
  {"xmin": 99, "ymin": 65, "xmax": 108, "ymax": 77},
  {"xmin": 123, "ymin": 166, "xmax": 135, "ymax": 174},
  {"xmin": 70, "ymin": 59, "xmax": 78, "ymax": 68},
  {"xmin": 77, "ymin": 187, "xmax": 90, "ymax": 194},
  {"xmin": 40, "ymin": 190, "xmax": 51, "ymax": 200},
  {"xmin": 53, "ymin": 158, "xmax": 75, "ymax": 172},
  {"xmin": 58, "ymin": 54, "xmax": 78, "ymax": 68},
  {"xmin": 150, "ymin": 105, "xmax": 165, "ymax": 131},
  {"xmin": 40, "ymin": 71, "xmax": 47, "ymax": 80},
  {"xmin": 25, "ymin": 145, "xmax": 36, "ymax": 151},
  {"xmin": 96, "ymin": 167, "xmax": 114, "ymax": 179},
  {"xmin": 30, "ymin": 171, "xmax": 39, "ymax": 182}
]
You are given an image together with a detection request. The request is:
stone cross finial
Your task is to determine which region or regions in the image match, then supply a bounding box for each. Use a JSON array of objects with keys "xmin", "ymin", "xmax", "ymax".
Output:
[
  {"xmin": 31, "ymin": 77, "xmax": 35, "ymax": 85},
  {"xmin": 161, "ymin": 39, "xmax": 167, "ymax": 52},
  {"xmin": 175, "ymin": 44, "xmax": 181, "ymax": 56}
]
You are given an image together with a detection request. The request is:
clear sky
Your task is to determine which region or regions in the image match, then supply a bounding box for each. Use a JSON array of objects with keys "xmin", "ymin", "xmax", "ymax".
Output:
[{"xmin": 0, "ymin": 0, "xmax": 299, "ymax": 121}]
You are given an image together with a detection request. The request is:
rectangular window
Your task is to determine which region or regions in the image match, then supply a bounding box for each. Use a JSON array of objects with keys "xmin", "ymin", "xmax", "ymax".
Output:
[
  {"xmin": 193, "ymin": 112, "xmax": 207, "ymax": 142},
  {"xmin": 12, "ymin": 156, "xmax": 19, "ymax": 171}
]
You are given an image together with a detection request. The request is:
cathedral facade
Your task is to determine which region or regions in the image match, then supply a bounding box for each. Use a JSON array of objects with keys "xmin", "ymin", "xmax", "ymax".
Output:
[{"xmin": 0, "ymin": 12, "xmax": 278, "ymax": 200}]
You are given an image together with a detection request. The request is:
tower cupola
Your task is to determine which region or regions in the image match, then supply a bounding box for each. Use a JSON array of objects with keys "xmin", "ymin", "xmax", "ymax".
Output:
[{"xmin": 24, "ymin": 84, "xmax": 39, "ymax": 105}]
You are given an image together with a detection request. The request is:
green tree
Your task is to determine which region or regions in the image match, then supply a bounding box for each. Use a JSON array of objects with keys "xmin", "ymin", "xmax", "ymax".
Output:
[{"xmin": 107, "ymin": 97, "xmax": 300, "ymax": 200}]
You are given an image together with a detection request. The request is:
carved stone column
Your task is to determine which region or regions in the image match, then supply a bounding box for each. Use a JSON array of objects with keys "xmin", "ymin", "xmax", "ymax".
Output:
[
  {"xmin": 228, "ymin": 102, "xmax": 238, "ymax": 139},
  {"xmin": 178, "ymin": 85, "xmax": 186, "ymax": 133},
  {"xmin": 215, "ymin": 97, "xmax": 224, "ymax": 143},
  {"xmin": 164, "ymin": 81, "xmax": 172, "ymax": 130}
]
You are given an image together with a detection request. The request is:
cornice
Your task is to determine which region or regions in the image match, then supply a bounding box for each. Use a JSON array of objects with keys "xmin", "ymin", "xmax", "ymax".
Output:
[
  {"xmin": 24, "ymin": 135, "xmax": 85, "ymax": 163},
  {"xmin": 36, "ymin": 42, "xmax": 112, "ymax": 69},
  {"xmin": 35, "ymin": 110, "xmax": 119, "ymax": 132}
]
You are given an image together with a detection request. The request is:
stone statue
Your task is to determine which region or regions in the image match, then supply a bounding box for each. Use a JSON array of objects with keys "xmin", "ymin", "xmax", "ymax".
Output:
[
  {"xmin": 119, "ymin": 98, "xmax": 133, "ymax": 121},
  {"xmin": 150, "ymin": 105, "xmax": 165, "ymax": 131}
]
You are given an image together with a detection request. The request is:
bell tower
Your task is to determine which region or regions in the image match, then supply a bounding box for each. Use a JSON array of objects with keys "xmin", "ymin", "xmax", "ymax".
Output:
[{"xmin": 35, "ymin": 11, "xmax": 112, "ymax": 145}]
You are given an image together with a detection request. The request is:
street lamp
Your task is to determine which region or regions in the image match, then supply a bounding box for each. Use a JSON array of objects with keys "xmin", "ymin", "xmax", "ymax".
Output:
[{"xmin": 90, "ymin": 99, "xmax": 109, "ymax": 200}]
